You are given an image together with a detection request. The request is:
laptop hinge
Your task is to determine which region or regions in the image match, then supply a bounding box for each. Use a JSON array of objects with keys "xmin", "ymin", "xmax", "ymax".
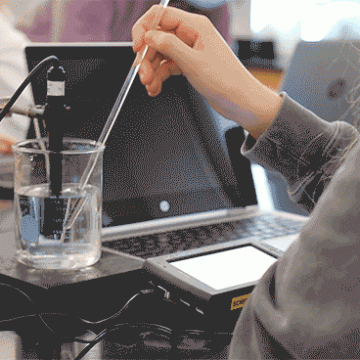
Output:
[{"xmin": 101, "ymin": 206, "xmax": 260, "ymax": 242}]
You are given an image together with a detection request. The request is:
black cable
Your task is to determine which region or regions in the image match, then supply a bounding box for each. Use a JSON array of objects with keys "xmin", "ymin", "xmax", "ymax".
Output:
[
  {"xmin": 0, "ymin": 282, "xmax": 34, "ymax": 305},
  {"xmin": 72, "ymin": 288, "xmax": 233, "ymax": 360},
  {"xmin": 0, "ymin": 282, "xmax": 233, "ymax": 359},
  {"xmin": 0, "ymin": 284, "xmax": 159, "ymax": 346},
  {"xmin": 79, "ymin": 290, "xmax": 143, "ymax": 328},
  {"xmin": 73, "ymin": 323, "xmax": 173, "ymax": 360},
  {"xmin": 0, "ymin": 55, "xmax": 60, "ymax": 123},
  {"xmin": 0, "ymin": 286, "xmax": 154, "ymax": 341},
  {"xmin": 73, "ymin": 324, "xmax": 233, "ymax": 360},
  {"xmin": 72, "ymin": 288, "xmax": 170, "ymax": 359},
  {"xmin": 0, "ymin": 282, "xmax": 87, "ymax": 343}
]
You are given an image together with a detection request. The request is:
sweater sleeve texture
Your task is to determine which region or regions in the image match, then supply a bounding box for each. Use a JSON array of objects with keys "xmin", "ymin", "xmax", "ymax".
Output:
[
  {"xmin": 241, "ymin": 93, "xmax": 358, "ymax": 213},
  {"xmin": 229, "ymin": 93, "xmax": 360, "ymax": 359}
]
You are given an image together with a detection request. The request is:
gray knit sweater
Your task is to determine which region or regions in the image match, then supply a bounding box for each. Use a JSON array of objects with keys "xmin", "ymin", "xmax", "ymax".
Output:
[{"xmin": 229, "ymin": 93, "xmax": 360, "ymax": 359}]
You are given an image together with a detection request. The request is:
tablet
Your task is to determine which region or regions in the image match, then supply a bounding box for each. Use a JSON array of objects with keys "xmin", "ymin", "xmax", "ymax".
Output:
[{"xmin": 143, "ymin": 241, "xmax": 277, "ymax": 330}]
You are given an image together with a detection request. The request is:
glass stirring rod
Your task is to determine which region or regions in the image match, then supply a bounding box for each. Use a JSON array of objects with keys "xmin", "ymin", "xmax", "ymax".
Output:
[{"xmin": 60, "ymin": 0, "xmax": 170, "ymax": 241}]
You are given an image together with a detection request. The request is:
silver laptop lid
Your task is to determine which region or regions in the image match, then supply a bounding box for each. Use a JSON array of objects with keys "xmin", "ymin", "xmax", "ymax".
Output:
[{"xmin": 281, "ymin": 40, "xmax": 360, "ymax": 124}]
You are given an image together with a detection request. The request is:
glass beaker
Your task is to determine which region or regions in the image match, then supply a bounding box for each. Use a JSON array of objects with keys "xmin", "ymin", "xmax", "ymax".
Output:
[{"xmin": 12, "ymin": 139, "xmax": 105, "ymax": 270}]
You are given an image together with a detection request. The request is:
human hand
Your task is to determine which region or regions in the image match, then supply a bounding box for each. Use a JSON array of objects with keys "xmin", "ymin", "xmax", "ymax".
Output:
[
  {"xmin": 0, "ymin": 134, "xmax": 16, "ymax": 155},
  {"xmin": 132, "ymin": 5, "xmax": 282, "ymax": 139}
]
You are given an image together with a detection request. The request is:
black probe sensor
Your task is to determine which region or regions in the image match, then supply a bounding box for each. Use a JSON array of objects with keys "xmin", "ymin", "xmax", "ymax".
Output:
[{"xmin": 43, "ymin": 64, "xmax": 67, "ymax": 237}]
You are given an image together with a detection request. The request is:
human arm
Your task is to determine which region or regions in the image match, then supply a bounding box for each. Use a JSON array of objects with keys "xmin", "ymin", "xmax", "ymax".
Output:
[
  {"xmin": 0, "ymin": 10, "xmax": 32, "ymax": 110},
  {"xmin": 222, "ymin": 91, "xmax": 360, "ymax": 358},
  {"xmin": 242, "ymin": 93, "xmax": 358, "ymax": 213},
  {"xmin": 228, "ymin": 94, "xmax": 360, "ymax": 358},
  {"xmin": 132, "ymin": 5, "xmax": 357, "ymax": 210},
  {"xmin": 231, "ymin": 119, "xmax": 360, "ymax": 358},
  {"xmin": 0, "ymin": 134, "xmax": 16, "ymax": 154},
  {"xmin": 133, "ymin": 6, "xmax": 360, "ymax": 357},
  {"xmin": 15, "ymin": 0, "xmax": 52, "ymax": 42},
  {"xmin": 0, "ymin": 9, "xmax": 32, "ymax": 147},
  {"xmin": 132, "ymin": 5, "xmax": 283, "ymax": 139}
]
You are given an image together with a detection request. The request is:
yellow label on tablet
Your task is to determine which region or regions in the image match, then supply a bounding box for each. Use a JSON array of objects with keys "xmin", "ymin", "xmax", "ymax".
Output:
[{"xmin": 231, "ymin": 294, "xmax": 251, "ymax": 310}]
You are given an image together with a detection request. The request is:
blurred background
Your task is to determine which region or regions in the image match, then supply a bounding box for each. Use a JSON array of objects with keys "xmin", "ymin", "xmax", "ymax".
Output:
[
  {"xmin": 7, "ymin": 0, "xmax": 360, "ymax": 69},
  {"xmin": 4, "ymin": 0, "xmax": 360, "ymax": 212},
  {"xmin": 233, "ymin": 0, "xmax": 360, "ymax": 68}
]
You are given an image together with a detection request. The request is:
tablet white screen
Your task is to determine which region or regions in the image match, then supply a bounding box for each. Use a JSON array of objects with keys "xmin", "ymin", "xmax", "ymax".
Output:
[{"xmin": 171, "ymin": 246, "xmax": 277, "ymax": 290}]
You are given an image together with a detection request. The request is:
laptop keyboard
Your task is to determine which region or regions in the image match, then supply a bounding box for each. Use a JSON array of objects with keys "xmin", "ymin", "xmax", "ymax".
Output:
[{"xmin": 102, "ymin": 214, "xmax": 305, "ymax": 259}]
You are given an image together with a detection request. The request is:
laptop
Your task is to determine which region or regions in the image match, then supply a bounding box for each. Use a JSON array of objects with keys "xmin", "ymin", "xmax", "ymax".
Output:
[
  {"xmin": 25, "ymin": 43, "xmax": 307, "ymax": 322},
  {"xmin": 266, "ymin": 40, "xmax": 360, "ymax": 216}
]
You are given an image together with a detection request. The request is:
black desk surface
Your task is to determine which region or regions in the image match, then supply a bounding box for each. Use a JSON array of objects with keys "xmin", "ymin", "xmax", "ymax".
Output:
[{"xmin": 0, "ymin": 201, "xmax": 230, "ymax": 359}]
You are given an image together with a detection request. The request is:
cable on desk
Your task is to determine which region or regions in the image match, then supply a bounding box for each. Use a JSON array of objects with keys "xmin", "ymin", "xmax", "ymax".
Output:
[
  {"xmin": 73, "ymin": 322, "xmax": 173, "ymax": 360},
  {"xmin": 0, "ymin": 284, "xmax": 156, "ymax": 342},
  {"xmin": 72, "ymin": 287, "xmax": 233, "ymax": 360},
  {"xmin": 0, "ymin": 283, "xmax": 232, "ymax": 359},
  {"xmin": 0, "ymin": 282, "xmax": 91, "ymax": 341},
  {"xmin": 0, "ymin": 282, "xmax": 33, "ymax": 305},
  {"xmin": 73, "ymin": 324, "xmax": 232, "ymax": 359},
  {"xmin": 79, "ymin": 289, "xmax": 148, "ymax": 328},
  {"xmin": 0, "ymin": 284, "xmax": 162, "ymax": 344}
]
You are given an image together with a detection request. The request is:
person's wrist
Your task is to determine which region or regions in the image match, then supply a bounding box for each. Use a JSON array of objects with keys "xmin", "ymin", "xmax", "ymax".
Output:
[
  {"xmin": 250, "ymin": 89, "xmax": 283, "ymax": 139},
  {"xmin": 230, "ymin": 72, "xmax": 283, "ymax": 139}
]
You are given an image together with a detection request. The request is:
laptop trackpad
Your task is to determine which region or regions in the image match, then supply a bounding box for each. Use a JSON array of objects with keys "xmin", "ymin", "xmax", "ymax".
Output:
[{"xmin": 262, "ymin": 234, "xmax": 298, "ymax": 252}]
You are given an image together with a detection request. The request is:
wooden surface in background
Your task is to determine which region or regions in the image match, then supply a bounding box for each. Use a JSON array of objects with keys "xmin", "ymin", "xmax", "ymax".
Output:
[{"xmin": 248, "ymin": 67, "xmax": 283, "ymax": 91}]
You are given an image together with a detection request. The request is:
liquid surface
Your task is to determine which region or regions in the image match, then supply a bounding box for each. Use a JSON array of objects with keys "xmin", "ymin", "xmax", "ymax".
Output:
[{"xmin": 14, "ymin": 183, "xmax": 101, "ymax": 270}]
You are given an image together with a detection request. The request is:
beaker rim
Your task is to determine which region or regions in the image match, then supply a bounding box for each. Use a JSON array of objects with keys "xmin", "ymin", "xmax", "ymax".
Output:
[{"xmin": 12, "ymin": 138, "xmax": 105, "ymax": 155}]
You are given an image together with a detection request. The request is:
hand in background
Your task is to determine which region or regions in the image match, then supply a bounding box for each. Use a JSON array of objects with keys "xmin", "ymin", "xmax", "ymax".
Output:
[
  {"xmin": 0, "ymin": 134, "xmax": 16, "ymax": 155},
  {"xmin": 132, "ymin": 5, "xmax": 282, "ymax": 139}
]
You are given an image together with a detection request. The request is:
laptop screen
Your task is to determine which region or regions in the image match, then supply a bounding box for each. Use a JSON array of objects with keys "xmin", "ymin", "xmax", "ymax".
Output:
[{"xmin": 25, "ymin": 43, "xmax": 257, "ymax": 228}]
